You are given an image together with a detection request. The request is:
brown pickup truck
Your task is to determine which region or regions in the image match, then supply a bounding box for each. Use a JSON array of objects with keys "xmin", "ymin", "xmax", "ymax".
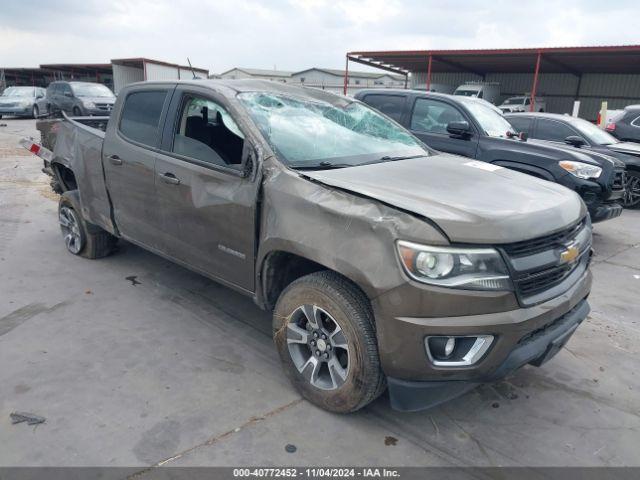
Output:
[{"xmin": 34, "ymin": 79, "xmax": 592, "ymax": 412}]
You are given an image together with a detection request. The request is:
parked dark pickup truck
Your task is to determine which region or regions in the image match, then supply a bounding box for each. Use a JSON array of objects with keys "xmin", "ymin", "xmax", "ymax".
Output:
[
  {"xmin": 356, "ymin": 89, "xmax": 625, "ymax": 223},
  {"xmin": 35, "ymin": 80, "xmax": 592, "ymax": 412},
  {"xmin": 505, "ymin": 112, "xmax": 640, "ymax": 208}
]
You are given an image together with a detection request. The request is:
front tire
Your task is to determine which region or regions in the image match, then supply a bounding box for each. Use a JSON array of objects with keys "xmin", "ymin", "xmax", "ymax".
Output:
[
  {"xmin": 32, "ymin": 105, "xmax": 39, "ymax": 119},
  {"xmin": 72, "ymin": 106, "xmax": 82, "ymax": 117},
  {"xmin": 623, "ymin": 170, "xmax": 640, "ymax": 208},
  {"xmin": 58, "ymin": 191, "xmax": 117, "ymax": 258},
  {"xmin": 273, "ymin": 271, "xmax": 385, "ymax": 413}
]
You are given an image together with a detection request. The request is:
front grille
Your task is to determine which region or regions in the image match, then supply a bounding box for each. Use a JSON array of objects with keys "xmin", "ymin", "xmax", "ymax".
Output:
[
  {"xmin": 613, "ymin": 169, "xmax": 626, "ymax": 191},
  {"xmin": 516, "ymin": 264, "xmax": 572, "ymax": 296},
  {"xmin": 95, "ymin": 103, "xmax": 113, "ymax": 111},
  {"xmin": 502, "ymin": 218, "xmax": 586, "ymax": 258}
]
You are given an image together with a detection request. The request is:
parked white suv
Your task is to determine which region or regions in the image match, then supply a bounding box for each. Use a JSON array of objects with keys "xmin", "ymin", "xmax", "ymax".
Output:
[{"xmin": 499, "ymin": 96, "xmax": 546, "ymax": 113}]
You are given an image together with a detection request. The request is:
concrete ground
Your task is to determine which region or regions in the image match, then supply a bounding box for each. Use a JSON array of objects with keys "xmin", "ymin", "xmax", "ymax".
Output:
[{"xmin": 1, "ymin": 118, "xmax": 639, "ymax": 468}]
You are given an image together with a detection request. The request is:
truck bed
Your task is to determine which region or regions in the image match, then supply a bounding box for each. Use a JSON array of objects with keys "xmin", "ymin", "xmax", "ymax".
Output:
[
  {"xmin": 37, "ymin": 114, "xmax": 109, "ymax": 151},
  {"xmin": 42, "ymin": 114, "xmax": 115, "ymax": 235}
]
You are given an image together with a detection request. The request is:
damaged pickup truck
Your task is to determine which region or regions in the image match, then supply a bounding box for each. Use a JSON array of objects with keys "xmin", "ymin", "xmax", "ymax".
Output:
[{"xmin": 35, "ymin": 80, "xmax": 592, "ymax": 412}]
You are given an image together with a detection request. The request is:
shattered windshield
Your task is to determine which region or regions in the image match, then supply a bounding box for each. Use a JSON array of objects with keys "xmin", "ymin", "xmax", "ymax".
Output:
[{"xmin": 238, "ymin": 92, "xmax": 427, "ymax": 168}]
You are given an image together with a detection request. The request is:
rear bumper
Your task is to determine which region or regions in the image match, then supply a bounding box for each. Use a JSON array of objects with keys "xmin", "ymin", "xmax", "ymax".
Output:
[{"xmin": 387, "ymin": 298, "xmax": 589, "ymax": 412}]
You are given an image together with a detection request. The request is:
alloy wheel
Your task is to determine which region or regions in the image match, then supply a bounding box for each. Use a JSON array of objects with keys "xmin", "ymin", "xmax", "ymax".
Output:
[
  {"xmin": 286, "ymin": 304, "xmax": 350, "ymax": 390},
  {"xmin": 59, "ymin": 206, "xmax": 83, "ymax": 254},
  {"xmin": 623, "ymin": 173, "xmax": 640, "ymax": 207}
]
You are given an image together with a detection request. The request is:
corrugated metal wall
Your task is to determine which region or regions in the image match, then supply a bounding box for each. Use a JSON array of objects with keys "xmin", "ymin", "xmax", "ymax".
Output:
[
  {"xmin": 112, "ymin": 64, "xmax": 144, "ymax": 94},
  {"xmin": 410, "ymin": 71, "xmax": 640, "ymax": 120},
  {"xmin": 145, "ymin": 62, "xmax": 179, "ymax": 81}
]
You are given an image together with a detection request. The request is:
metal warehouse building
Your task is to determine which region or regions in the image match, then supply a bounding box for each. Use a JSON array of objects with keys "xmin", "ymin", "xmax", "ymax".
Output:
[
  {"xmin": 1, "ymin": 58, "xmax": 208, "ymax": 95},
  {"xmin": 345, "ymin": 45, "xmax": 640, "ymax": 120}
]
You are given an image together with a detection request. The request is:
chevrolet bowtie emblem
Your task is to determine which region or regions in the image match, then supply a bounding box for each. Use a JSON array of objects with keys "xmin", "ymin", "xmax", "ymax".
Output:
[{"xmin": 560, "ymin": 243, "xmax": 580, "ymax": 264}]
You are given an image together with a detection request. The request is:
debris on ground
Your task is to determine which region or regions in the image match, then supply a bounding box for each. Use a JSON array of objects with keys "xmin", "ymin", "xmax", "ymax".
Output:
[
  {"xmin": 125, "ymin": 276, "xmax": 141, "ymax": 286},
  {"xmin": 384, "ymin": 436, "xmax": 398, "ymax": 446},
  {"xmin": 285, "ymin": 444, "xmax": 297, "ymax": 453},
  {"xmin": 10, "ymin": 412, "xmax": 46, "ymax": 425}
]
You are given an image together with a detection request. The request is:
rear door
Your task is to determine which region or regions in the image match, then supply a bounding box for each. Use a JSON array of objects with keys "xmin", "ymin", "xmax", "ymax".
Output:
[
  {"xmin": 408, "ymin": 97, "xmax": 479, "ymax": 157},
  {"xmin": 154, "ymin": 85, "xmax": 260, "ymax": 292},
  {"xmin": 102, "ymin": 84, "xmax": 174, "ymax": 251}
]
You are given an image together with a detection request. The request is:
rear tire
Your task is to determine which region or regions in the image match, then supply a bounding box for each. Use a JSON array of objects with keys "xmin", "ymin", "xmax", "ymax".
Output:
[
  {"xmin": 273, "ymin": 271, "xmax": 385, "ymax": 413},
  {"xmin": 58, "ymin": 191, "xmax": 117, "ymax": 259}
]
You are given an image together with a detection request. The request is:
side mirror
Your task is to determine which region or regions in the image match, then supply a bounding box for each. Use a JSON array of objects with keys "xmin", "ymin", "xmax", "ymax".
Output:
[
  {"xmin": 565, "ymin": 135, "xmax": 586, "ymax": 147},
  {"xmin": 447, "ymin": 120, "xmax": 471, "ymax": 137},
  {"xmin": 64, "ymin": 91, "xmax": 73, "ymax": 97},
  {"xmin": 519, "ymin": 131, "xmax": 528, "ymax": 141}
]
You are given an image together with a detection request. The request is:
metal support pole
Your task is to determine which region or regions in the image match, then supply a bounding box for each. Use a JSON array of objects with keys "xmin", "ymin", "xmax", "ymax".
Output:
[
  {"xmin": 343, "ymin": 55, "xmax": 349, "ymax": 95},
  {"xmin": 404, "ymin": 73, "xmax": 408, "ymax": 89},
  {"xmin": 530, "ymin": 51, "xmax": 542, "ymax": 112},
  {"xmin": 426, "ymin": 54, "xmax": 433, "ymax": 91}
]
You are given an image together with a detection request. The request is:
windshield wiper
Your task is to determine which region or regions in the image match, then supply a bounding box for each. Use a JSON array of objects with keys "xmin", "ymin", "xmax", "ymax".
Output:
[
  {"xmin": 290, "ymin": 161, "xmax": 353, "ymax": 170},
  {"xmin": 291, "ymin": 154, "xmax": 428, "ymax": 171},
  {"xmin": 378, "ymin": 154, "xmax": 428, "ymax": 162}
]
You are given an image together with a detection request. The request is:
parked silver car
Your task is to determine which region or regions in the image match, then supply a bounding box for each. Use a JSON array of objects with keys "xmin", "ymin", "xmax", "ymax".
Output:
[
  {"xmin": 47, "ymin": 81, "xmax": 116, "ymax": 117},
  {"xmin": 0, "ymin": 86, "xmax": 47, "ymax": 118},
  {"xmin": 499, "ymin": 95, "xmax": 546, "ymax": 113}
]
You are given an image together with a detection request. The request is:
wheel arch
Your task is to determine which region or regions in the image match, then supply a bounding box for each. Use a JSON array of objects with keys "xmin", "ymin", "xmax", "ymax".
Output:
[
  {"xmin": 491, "ymin": 160, "xmax": 556, "ymax": 181},
  {"xmin": 257, "ymin": 249, "xmax": 372, "ymax": 312},
  {"xmin": 51, "ymin": 160, "xmax": 78, "ymax": 192}
]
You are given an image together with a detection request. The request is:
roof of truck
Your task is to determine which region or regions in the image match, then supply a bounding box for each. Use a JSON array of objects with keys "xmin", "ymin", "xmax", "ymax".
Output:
[{"xmin": 128, "ymin": 79, "xmax": 354, "ymax": 106}]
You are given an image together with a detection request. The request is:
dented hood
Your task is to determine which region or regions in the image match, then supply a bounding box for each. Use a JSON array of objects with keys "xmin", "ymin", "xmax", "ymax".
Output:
[{"xmin": 300, "ymin": 154, "xmax": 584, "ymax": 244}]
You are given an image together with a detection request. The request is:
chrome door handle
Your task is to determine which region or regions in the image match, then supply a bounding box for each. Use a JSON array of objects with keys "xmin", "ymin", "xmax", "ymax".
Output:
[
  {"xmin": 107, "ymin": 154, "xmax": 122, "ymax": 165},
  {"xmin": 161, "ymin": 172, "xmax": 180, "ymax": 185}
]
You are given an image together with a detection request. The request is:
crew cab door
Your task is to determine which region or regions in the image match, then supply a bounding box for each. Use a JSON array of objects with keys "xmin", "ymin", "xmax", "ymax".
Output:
[
  {"xmin": 154, "ymin": 85, "xmax": 260, "ymax": 292},
  {"xmin": 102, "ymin": 84, "xmax": 174, "ymax": 251},
  {"xmin": 408, "ymin": 97, "xmax": 479, "ymax": 158}
]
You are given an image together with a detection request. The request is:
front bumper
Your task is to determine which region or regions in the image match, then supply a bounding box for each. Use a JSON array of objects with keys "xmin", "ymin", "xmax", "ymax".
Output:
[
  {"xmin": 589, "ymin": 201, "xmax": 623, "ymax": 222},
  {"xmin": 387, "ymin": 298, "xmax": 589, "ymax": 411},
  {"xmin": 83, "ymin": 107, "xmax": 113, "ymax": 116},
  {"xmin": 0, "ymin": 106, "xmax": 31, "ymax": 116},
  {"xmin": 372, "ymin": 254, "xmax": 591, "ymax": 411}
]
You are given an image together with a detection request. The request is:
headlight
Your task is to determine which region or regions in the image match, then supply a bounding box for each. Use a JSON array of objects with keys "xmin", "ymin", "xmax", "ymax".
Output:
[
  {"xmin": 396, "ymin": 241, "xmax": 512, "ymax": 290},
  {"xmin": 558, "ymin": 161, "xmax": 602, "ymax": 179},
  {"xmin": 83, "ymin": 101, "xmax": 95, "ymax": 108},
  {"xmin": 19, "ymin": 99, "xmax": 31, "ymax": 106}
]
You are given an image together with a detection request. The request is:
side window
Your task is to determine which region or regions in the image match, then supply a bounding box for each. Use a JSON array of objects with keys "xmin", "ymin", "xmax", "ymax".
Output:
[
  {"xmin": 410, "ymin": 98, "xmax": 466, "ymax": 134},
  {"xmin": 119, "ymin": 90, "xmax": 167, "ymax": 148},
  {"xmin": 61, "ymin": 84, "xmax": 72, "ymax": 96},
  {"xmin": 172, "ymin": 95, "xmax": 245, "ymax": 169},
  {"xmin": 524, "ymin": 98, "xmax": 531, "ymax": 105},
  {"xmin": 362, "ymin": 94, "xmax": 406, "ymax": 122},
  {"xmin": 507, "ymin": 116, "xmax": 533, "ymax": 135},
  {"xmin": 630, "ymin": 115, "xmax": 640, "ymax": 127},
  {"xmin": 534, "ymin": 119, "xmax": 578, "ymax": 142}
]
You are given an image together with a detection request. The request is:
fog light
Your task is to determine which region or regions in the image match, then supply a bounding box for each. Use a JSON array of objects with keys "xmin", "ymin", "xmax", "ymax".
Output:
[{"xmin": 426, "ymin": 335, "xmax": 494, "ymax": 367}]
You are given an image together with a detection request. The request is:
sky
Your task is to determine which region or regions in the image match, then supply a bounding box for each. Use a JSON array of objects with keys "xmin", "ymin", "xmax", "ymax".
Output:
[{"xmin": 1, "ymin": 0, "xmax": 639, "ymax": 74}]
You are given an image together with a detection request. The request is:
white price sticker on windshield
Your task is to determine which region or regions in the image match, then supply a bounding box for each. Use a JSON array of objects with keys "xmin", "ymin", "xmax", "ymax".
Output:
[{"xmin": 464, "ymin": 160, "xmax": 503, "ymax": 172}]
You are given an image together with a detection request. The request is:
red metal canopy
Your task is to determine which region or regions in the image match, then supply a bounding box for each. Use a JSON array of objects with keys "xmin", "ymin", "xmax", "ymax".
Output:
[{"xmin": 347, "ymin": 45, "xmax": 640, "ymax": 76}]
